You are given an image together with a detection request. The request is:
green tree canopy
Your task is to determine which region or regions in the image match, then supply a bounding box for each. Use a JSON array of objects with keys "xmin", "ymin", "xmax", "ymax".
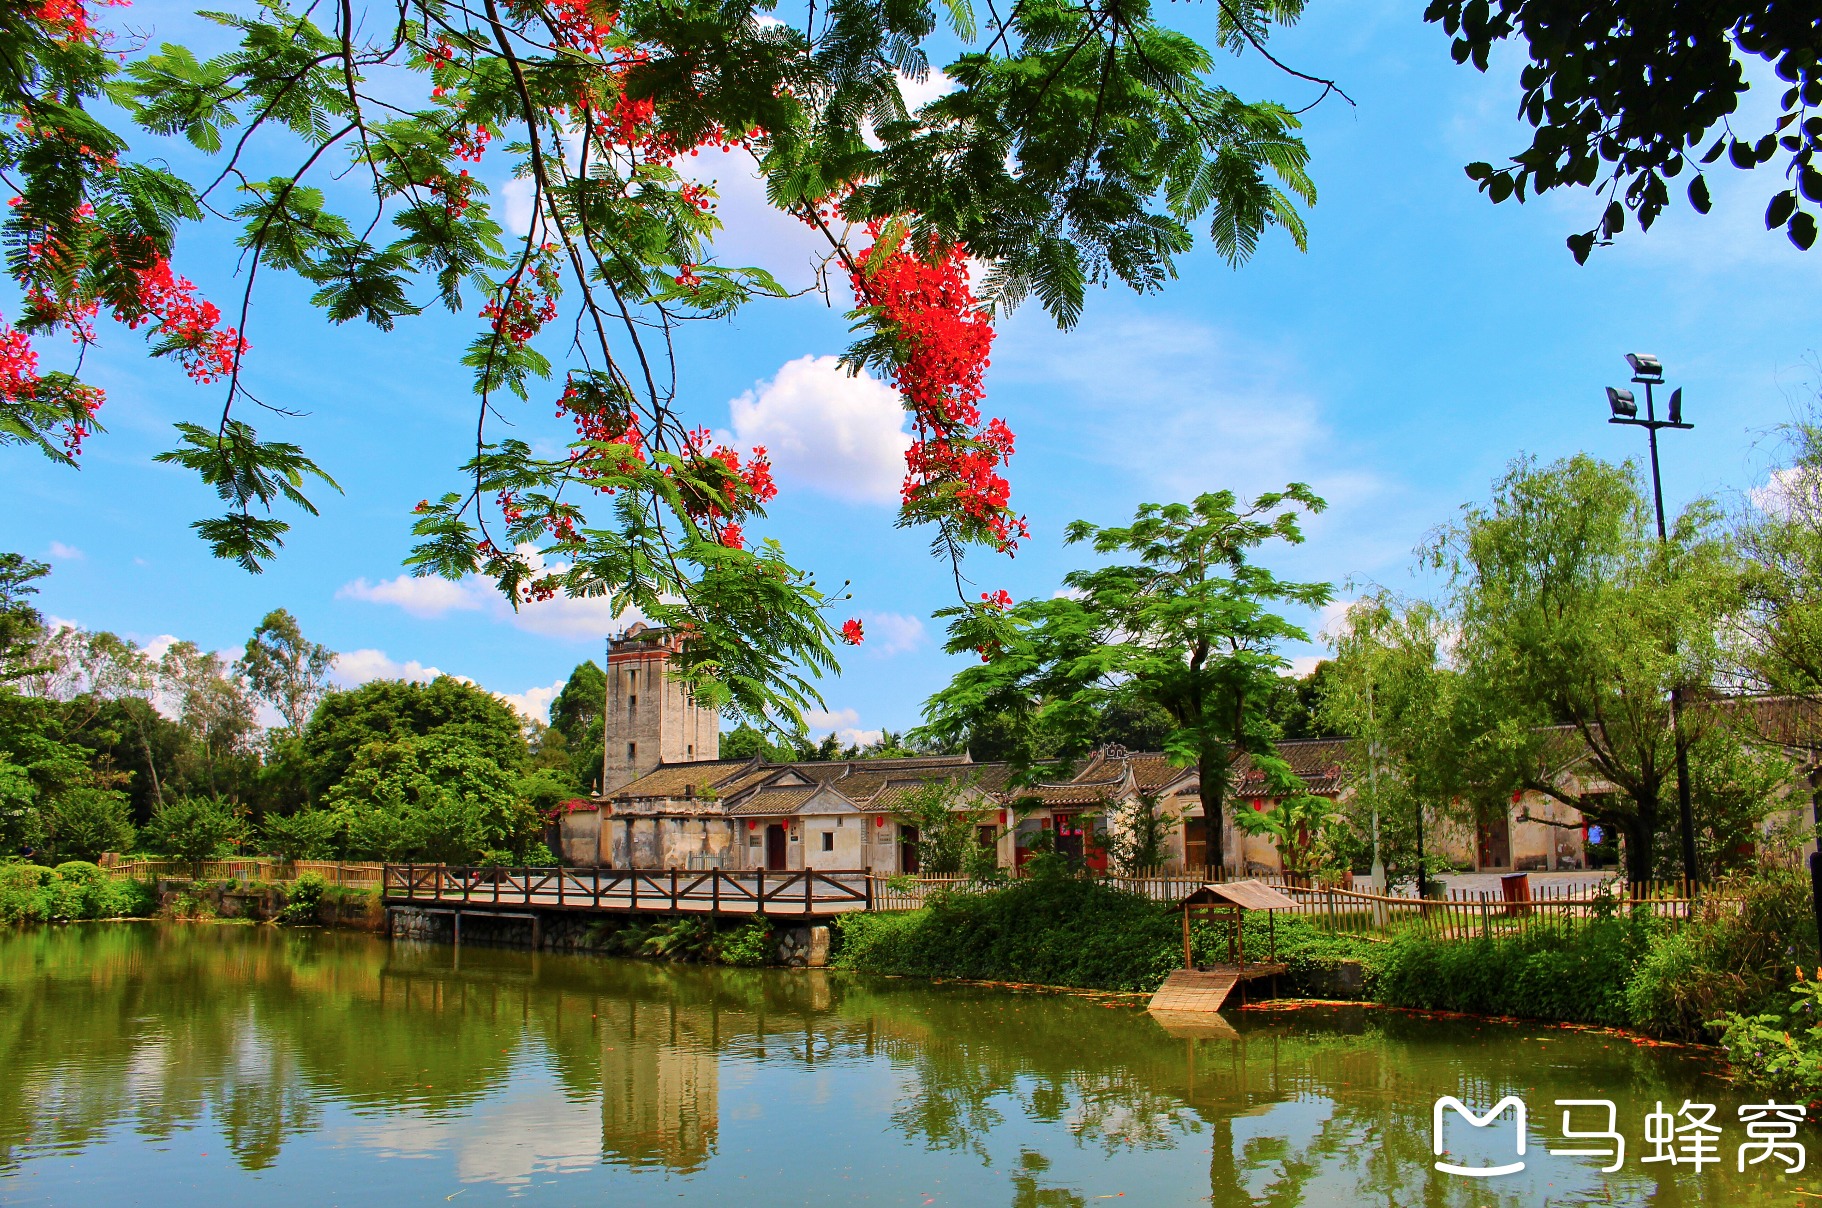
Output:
[
  {"xmin": 302, "ymin": 677, "xmax": 528, "ymax": 799},
  {"xmin": 322, "ymin": 733, "xmax": 543, "ymax": 863},
  {"xmin": 1321, "ymin": 592, "xmax": 1460, "ymax": 892},
  {"xmin": 918, "ymin": 487, "xmax": 1332, "ymax": 874},
  {"xmin": 1429, "ymin": 454, "xmax": 1742, "ymax": 881},
  {"xmin": 1430, "ymin": 0, "xmax": 1822, "ymax": 257},
  {"xmin": 547, "ymin": 660, "xmax": 607, "ymax": 790},
  {"xmin": 1, "ymin": 0, "xmax": 1342, "ymax": 729},
  {"xmin": 236, "ymin": 610, "xmax": 336, "ymax": 734}
]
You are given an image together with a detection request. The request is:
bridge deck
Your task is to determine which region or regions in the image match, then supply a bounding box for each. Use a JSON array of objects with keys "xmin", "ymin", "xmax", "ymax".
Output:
[{"xmin": 382, "ymin": 864, "xmax": 875, "ymax": 917}]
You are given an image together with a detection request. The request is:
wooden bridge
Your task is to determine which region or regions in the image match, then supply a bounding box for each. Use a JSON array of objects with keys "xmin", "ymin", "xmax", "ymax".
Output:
[{"xmin": 382, "ymin": 864, "xmax": 875, "ymax": 918}]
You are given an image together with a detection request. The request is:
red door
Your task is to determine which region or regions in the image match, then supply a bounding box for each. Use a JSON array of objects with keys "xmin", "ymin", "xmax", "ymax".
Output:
[
  {"xmin": 900, "ymin": 825, "xmax": 920, "ymax": 875},
  {"xmin": 766, "ymin": 824, "xmax": 788, "ymax": 870}
]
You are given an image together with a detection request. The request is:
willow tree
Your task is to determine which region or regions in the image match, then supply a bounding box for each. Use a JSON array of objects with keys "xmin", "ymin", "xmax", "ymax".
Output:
[
  {"xmin": 0, "ymin": 0, "xmax": 1340, "ymax": 730},
  {"xmin": 1321, "ymin": 591, "xmax": 1459, "ymax": 894},
  {"xmin": 1430, "ymin": 455, "xmax": 1740, "ymax": 883},
  {"xmin": 917, "ymin": 488, "xmax": 1332, "ymax": 876}
]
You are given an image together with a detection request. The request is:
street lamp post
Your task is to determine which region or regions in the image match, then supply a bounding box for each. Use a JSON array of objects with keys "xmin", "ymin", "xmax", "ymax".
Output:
[{"xmin": 1605, "ymin": 352, "xmax": 1698, "ymax": 888}]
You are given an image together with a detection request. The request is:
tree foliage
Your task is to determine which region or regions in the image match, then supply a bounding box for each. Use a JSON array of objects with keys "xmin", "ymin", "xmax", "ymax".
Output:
[
  {"xmin": 301, "ymin": 676, "xmax": 528, "ymax": 798},
  {"xmin": 0, "ymin": 0, "xmax": 1342, "ymax": 726},
  {"xmin": 1428, "ymin": 454, "xmax": 1743, "ymax": 881},
  {"xmin": 1321, "ymin": 592, "xmax": 1461, "ymax": 891},
  {"xmin": 236, "ymin": 609, "xmax": 336, "ymax": 733},
  {"xmin": 1429, "ymin": 0, "xmax": 1822, "ymax": 258},
  {"xmin": 918, "ymin": 487, "xmax": 1331, "ymax": 874}
]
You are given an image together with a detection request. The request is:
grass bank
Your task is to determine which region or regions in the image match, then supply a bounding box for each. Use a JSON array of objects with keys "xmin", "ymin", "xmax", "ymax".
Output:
[{"xmin": 833, "ymin": 867, "xmax": 1820, "ymax": 1045}]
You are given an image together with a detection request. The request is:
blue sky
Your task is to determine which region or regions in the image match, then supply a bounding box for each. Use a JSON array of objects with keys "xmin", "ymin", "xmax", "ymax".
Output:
[{"xmin": 6, "ymin": 0, "xmax": 1819, "ymax": 741}]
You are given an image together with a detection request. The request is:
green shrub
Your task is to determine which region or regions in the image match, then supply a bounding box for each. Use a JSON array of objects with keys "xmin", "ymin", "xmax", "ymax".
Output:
[
  {"xmin": 278, "ymin": 873, "xmax": 326, "ymax": 925},
  {"xmin": 0, "ymin": 863, "xmax": 53, "ymax": 922},
  {"xmin": 717, "ymin": 916, "xmax": 773, "ymax": 967},
  {"xmin": 1627, "ymin": 868, "xmax": 1819, "ymax": 1041},
  {"xmin": 1715, "ymin": 969, "xmax": 1822, "ymax": 1097},
  {"xmin": 48, "ymin": 788, "xmax": 134, "ymax": 863},
  {"xmin": 0, "ymin": 862, "xmax": 155, "ymax": 922}
]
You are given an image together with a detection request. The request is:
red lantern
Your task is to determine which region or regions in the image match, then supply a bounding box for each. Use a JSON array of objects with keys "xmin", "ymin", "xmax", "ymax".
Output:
[
  {"xmin": 875, "ymin": 816, "xmax": 885, "ymax": 828},
  {"xmin": 747, "ymin": 820, "xmax": 757, "ymax": 830}
]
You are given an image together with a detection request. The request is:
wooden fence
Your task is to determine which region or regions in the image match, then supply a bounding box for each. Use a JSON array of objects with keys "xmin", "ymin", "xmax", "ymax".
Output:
[
  {"xmin": 869, "ymin": 872, "xmax": 1726, "ymax": 941},
  {"xmin": 106, "ymin": 859, "xmax": 385, "ymax": 888}
]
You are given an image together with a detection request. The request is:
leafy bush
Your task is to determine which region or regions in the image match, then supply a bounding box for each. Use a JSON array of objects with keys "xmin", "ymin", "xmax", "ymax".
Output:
[
  {"xmin": 48, "ymin": 788, "xmax": 134, "ymax": 862},
  {"xmin": 1715, "ymin": 968, "xmax": 1822, "ymax": 1097},
  {"xmin": 262, "ymin": 810, "xmax": 341, "ymax": 861},
  {"xmin": 1627, "ymin": 867, "xmax": 1819, "ymax": 1040},
  {"xmin": 1374, "ymin": 915, "xmax": 1654, "ymax": 1028},
  {"xmin": 278, "ymin": 873, "xmax": 326, "ymax": 925},
  {"xmin": 148, "ymin": 796, "xmax": 243, "ymax": 873},
  {"xmin": 0, "ymin": 862, "xmax": 155, "ymax": 922},
  {"xmin": 717, "ymin": 916, "xmax": 773, "ymax": 967}
]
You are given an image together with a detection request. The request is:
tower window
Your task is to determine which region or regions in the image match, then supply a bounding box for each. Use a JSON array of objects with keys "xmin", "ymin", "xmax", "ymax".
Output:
[
  {"xmin": 687, "ymin": 744, "xmax": 694, "ymax": 757},
  {"xmin": 629, "ymin": 694, "xmax": 637, "ymax": 714},
  {"xmin": 627, "ymin": 742, "xmax": 636, "ymax": 760}
]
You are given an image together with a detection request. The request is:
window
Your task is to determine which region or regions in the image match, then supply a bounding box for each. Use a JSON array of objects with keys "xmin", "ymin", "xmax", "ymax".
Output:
[
  {"xmin": 820, "ymin": 831, "xmax": 834, "ymax": 852},
  {"xmin": 629, "ymin": 694, "xmax": 637, "ymax": 714},
  {"xmin": 687, "ymin": 744, "xmax": 694, "ymax": 757},
  {"xmin": 627, "ymin": 742, "xmax": 636, "ymax": 760},
  {"xmin": 628, "ymin": 669, "xmax": 637, "ymax": 685}
]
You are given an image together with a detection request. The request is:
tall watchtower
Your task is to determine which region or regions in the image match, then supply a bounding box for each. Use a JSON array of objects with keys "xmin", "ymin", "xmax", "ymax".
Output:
[{"xmin": 600, "ymin": 622, "xmax": 721, "ymax": 794}]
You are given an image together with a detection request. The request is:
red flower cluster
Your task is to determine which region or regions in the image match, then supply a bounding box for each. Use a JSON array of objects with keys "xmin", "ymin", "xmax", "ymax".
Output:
[
  {"xmin": 481, "ymin": 252, "xmax": 561, "ymax": 345},
  {"xmin": 850, "ymin": 224, "xmax": 1025, "ymax": 552},
  {"xmin": 981, "ymin": 589, "xmax": 1012, "ymax": 610},
  {"xmin": 0, "ymin": 322, "xmax": 39, "ymax": 404},
  {"xmin": 0, "ymin": 316, "xmax": 104, "ymax": 455},
  {"xmin": 124, "ymin": 256, "xmax": 247, "ymax": 383},
  {"xmin": 546, "ymin": 0, "xmax": 619, "ymax": 53},
  {"xmin": 449, "ymin": 124, "xmax": 491, "ymax": 163},
  {"xmin": 426, "ymin": 169, "xmax": 472, "ymax": 218},
  {"xmin": 34, "ymin": 0, "xmax": 125, "ymax": 44},
  {"xmin": 841, "ymin": 618, "xmax": 865, "ymax": 645}
]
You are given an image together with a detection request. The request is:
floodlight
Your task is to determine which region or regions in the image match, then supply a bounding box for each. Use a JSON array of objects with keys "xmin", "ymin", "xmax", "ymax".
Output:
[
  {"xmin": 1668, "ymin": 387, "xmax": 1684, "ymax": 425},
  {"xmin": 1606, "ymin": 386, "xmax": 1637, "ymax": 419},
  {"xmin": 1625, "ymin": 352, "xmax": 1664, "ymax": 381}
]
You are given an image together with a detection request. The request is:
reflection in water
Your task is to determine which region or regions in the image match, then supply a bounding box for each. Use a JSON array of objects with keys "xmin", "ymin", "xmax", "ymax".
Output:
[{"xmin": 0, "ymin": 923, "xmax": 1802, "ymax": 1205}]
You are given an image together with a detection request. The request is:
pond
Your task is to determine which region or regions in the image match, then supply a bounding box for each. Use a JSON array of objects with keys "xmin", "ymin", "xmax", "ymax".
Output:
[{"xmin": 0, "ymin": 923, "xmax": 1809, "ymax": 1205}]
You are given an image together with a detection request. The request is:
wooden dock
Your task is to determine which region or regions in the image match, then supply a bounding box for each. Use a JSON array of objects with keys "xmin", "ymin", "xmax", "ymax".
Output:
[
  {"xmin": 382, "ymin": 864, "xmax": 874, "ymax": 918},
  {"xmin": 1147, "ymin": 964, "xmax": 1287, "ymax": 1016}
]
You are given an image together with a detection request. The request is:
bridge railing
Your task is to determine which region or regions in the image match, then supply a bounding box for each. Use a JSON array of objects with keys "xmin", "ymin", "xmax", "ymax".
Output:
[{"xmin": 382, "ymin": 865, "xmax": 875, "ymax": 915}]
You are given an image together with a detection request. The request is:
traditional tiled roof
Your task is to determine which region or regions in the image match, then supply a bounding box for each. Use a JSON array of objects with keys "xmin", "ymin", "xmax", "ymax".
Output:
[
  {"xmin": 1124, "ymin": 753, "xmax": 1196, "ymax": 793},
  {"xmin": 727, "ymin": 785, "xmax": 824, "ymax": 816},
  {"xmin": 614, "ymin": 759, "xmax": 760, "ymax": 799}
]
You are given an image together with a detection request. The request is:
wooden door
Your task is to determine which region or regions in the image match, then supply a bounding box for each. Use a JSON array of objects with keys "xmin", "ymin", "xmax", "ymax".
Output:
[
  {"xmin": 765, "ymin": 824, "xmax": 787, "ymax": 871},
  {"xmin": 900, "ymin": 825, "xmax": 920, "ymax": 875},
  {"xmin": 1184, "ymin": 817, "xmax": 1207, "ymax": 873},
  {"xmin": 1477, "ymin": 811, "xmax": 1511, "ymax": 870}
]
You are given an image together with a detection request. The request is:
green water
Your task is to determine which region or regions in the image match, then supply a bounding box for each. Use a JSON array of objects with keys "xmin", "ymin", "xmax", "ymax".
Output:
[{"xmin": 0, "ymin": 924, "xmax": 1810, "ymax": 1205}]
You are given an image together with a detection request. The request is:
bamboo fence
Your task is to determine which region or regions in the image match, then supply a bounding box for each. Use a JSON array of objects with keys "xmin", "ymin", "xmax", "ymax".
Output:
[
  {"xmin": 867, "ymin": 872, "xmax": 1725, "ymax": 941},
  {"xmin": 105, "ymin": 858, "xmax": 384, "ymax": 888}
]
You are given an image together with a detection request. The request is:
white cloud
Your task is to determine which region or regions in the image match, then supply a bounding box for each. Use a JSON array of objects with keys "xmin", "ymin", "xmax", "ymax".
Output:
[
  {"xmin": 331, "ymin": 648, "xmax": 451, "ymax": 686},
  {"xmin": 1750, "ymin": 464, "xmax": 1822, "ymax": 520},
  {"xmin": 1284, "ymin": 655, "xmax": 1325, "ymax": 679},
  {"xmin": 859, "ymin": 610, "xmax": 925, "ymax": 655},
  {"xmin": 802, "ymin": 706, "xmax": 882, "ymax": 749},
  {"xmin": 337, "ymin": 574, "xmax": 484, "ymax": 619},
  {"xmin": 803, "ymin": 707, "xmax": 860, "ymax": 731},
  {"xmin": 897, "ymin": 67, "xmax": 955, "ymax": 112},
  {"xmin": 1315, "ymin": 598, "xmax": 1358, "ymax": 645},
  {"xmin": 47, "ymin": 541, "xmax": 83, "ymax": 560},
  {"xmin": 723, "ymin": 355, "xmax": 910, "ymax": 504},
  {"xmin": 498, "ymin": 678, "xmax": 566, "ymax": 723},
  {"xmin": 337, "ymin": 551, "xmax": 644, "ymax": 640}
]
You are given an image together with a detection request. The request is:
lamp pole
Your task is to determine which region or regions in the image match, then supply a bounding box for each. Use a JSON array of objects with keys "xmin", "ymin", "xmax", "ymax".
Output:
[{"xmin": 1605, "ymin": 353, "xmax": 1697, "ymax": 887}]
